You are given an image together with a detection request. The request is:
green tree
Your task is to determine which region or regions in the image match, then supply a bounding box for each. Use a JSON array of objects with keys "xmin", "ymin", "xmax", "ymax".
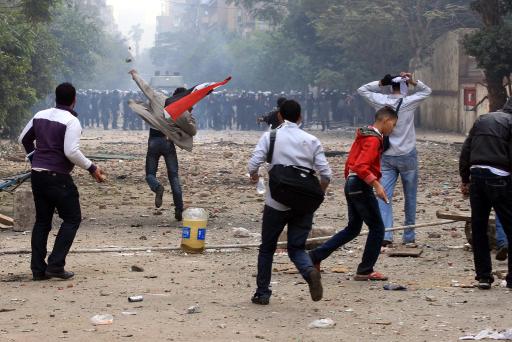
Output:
[
  {"xmin": 0, "ymin": 12, "xmax": 38, "ymax": 137},
  {"xmin": 0, "ymin": 0, "xmax": 131, "ymax": 137},
  {"xmin": 464, "ymin": 0, "xmax": 512, "ymax": 111},
  {"xmin": 228, "ymin": 0, "xmax": 477, "ymax": 89}
]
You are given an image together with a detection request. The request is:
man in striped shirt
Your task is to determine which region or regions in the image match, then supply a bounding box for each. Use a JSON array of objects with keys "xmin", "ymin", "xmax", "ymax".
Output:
[{"xmin": 19, "ymin": 83, "xmax": 106, "ymax": 281}]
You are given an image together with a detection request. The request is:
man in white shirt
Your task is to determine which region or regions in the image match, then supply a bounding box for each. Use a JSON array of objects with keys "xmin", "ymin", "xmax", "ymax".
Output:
[
  {"xmin": 358, "ymin": 72, "xmax": 431, "ymax": 245},
  {"xmin": 248, "ymin": 100, "xmax": 331, "ymax": 305}
]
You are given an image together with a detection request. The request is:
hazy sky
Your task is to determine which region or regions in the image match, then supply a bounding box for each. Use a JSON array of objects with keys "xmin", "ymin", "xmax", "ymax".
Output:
[{"xmin": 106, "ymin": 0, "xmax": 163, "ymax": 50}]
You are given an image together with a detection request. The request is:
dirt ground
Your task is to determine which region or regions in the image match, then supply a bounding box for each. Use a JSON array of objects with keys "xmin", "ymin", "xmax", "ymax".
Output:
[{"xmin": 0, "ymin": 128, "xmax": 510, "ymax": 342}]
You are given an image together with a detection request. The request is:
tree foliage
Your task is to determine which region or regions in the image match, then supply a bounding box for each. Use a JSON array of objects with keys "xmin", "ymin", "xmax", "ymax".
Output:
[
  {"xmin": 155, "ymin": 0, "xmax": 477, "ymax": 91},
  {"xmin": 464, "ymin": 0, "xmax": 512, "ymax": 111},
  {"xmin": 0, "ymin": 0, "xmax": 131, "ymax": 138}
]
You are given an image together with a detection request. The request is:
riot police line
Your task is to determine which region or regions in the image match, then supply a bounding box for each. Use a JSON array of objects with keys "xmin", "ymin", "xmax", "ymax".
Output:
[{"xmin": 32, "ymin": 89, "xmax": 375, "ymax": 131}]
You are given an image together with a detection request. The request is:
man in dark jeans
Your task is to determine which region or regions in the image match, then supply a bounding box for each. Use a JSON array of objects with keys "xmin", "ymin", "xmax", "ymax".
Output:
[
  {"xmin": 460, "ymin": 97, "xmax": 512, "ymax": 290},
  {"xmin": 309, "ymin": 106, "xmax": 398, "ymax": 281},
  {"xmin": 146, "ymin": 129, "xmax": 184, "ymax": 220},
  {"xmin": 18, "ymin": 83, "xmax": 105, "ymax": 280},
  {"xmin": 129, "ymin": 69, "xmax": 197, "ymax": 221},
  {"xmin": 310, "ymin": 176, "xmax": 387, "ymax": 277},
  {"xmin": 145, "ymin": 87, "xmax": 188, "ymax": 221},
  {"xmin": 248, "ymin": 100, "xmax": 332, "ymax": 304}
]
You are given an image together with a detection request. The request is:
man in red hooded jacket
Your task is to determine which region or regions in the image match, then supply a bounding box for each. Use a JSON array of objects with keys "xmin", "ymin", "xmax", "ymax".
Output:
[{"xmin": 309, "ymin": 106, "xmax": 397, "ymax": 281}]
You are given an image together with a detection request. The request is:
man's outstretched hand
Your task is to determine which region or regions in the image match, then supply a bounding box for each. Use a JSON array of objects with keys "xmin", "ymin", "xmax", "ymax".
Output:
[{"xmin": 91, "ymin": 167, "xmax": 107, "ymax": 183}]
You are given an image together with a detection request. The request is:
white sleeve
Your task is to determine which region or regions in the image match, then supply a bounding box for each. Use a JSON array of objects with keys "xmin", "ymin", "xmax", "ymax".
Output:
[
  {"xmin": 313, "ymin": 139, "xmax": 332, "ymax": 181},
  {"xmin": 64, "ymin": 118, "xmax": 93, "ymax": 170},
  {"xmin": 18, "ymin": 118, "xmax": 33, "ymax": 145},
  {"xmin": 357, "ymin": 81, "xmax": 389, "ymax": 110},
  {"xmin": 402, "ymin": 80, "xmax": 432, "ymax": 111},
  {"xmin": 248, "ymin": 132, "xmax": 269, "ymax": 175}
]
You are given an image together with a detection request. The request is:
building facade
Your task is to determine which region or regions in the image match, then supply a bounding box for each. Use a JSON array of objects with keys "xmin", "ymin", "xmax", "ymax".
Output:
[
  {"xmin": 156, "ymin": 0, "xmax": 270, "ymax": 44},
  {"xmin": 415, "ymin": 29, "xmax": 510, "ymax": 133}
]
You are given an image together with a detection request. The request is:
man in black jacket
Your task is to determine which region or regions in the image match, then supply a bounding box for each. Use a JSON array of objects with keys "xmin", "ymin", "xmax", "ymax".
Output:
[
  {"xmin": 257, "ymin": 97, "xmax": 286, "ymax": 129},
  {"xmin": 459, "ymin": 97, "xmax": 512, "ymax": 290}
]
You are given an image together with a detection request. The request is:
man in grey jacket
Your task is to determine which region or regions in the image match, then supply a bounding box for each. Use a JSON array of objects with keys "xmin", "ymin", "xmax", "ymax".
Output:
[
  {"xmin": 358, "ymin": 72, "xmax": 431, "ymax": 245},
  {"xmin": 129, "ymin": 70, "xmax": 197, "ymax": 221}
]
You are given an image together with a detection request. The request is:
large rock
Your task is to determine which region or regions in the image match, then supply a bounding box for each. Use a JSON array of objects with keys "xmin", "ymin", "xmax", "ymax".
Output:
[
  {"xmin": 278, "ymin": 226, "xmax": 337, "ymax": 249},
  {"xmin": 13, "ymin": 188, "xmax": 35, "ymax": 232}
]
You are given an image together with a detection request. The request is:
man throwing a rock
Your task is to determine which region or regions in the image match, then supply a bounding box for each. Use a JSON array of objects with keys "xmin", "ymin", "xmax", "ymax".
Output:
[
  {"xmin": 19, "ymin": 82, "xmax": 106, "ymax": 280},
  {"xmin": 128, "ymin": 70, "xmax": 197, "ymax": 221}
]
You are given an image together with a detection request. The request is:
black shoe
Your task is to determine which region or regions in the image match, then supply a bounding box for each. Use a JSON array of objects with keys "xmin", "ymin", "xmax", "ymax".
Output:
[
  {"xmin": 155, "ymin": 185, "xmax": 164, "ymax": 208},
  {"xmin": 251, "ymin": 293, "xmax": 270, "ymax": 305},
  {"xmin": 382, "ymin": 240, "xmax": 393, "ymax": 248},
  {"xmin": 45, "ymin": 270, "xmax": 74, "ymax": 280},
  {"xmin": 33, "ymin": 273, "xmax": 51, "ymax": 281},
  {"xmin": 477, "ymin": 278, "xmax": 492, "ymax": 290},
  {"xmin": 175, "ymin": 208, "xmax": 183, "ymax": 221},
  {"xmin": 306, "ymin": 268, "xmax": 323, "ymax": 301},
  {"xmin": 496, "ymin": 246, "xmax": 508, "ymax": 261}
]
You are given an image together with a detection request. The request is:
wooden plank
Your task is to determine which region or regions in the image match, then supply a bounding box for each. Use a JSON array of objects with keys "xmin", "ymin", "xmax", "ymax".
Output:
[
  {"xmin": 0, "ymin": 213, "xmax": 14, "ymax": 226},
  {"xmin": 387, "ymin": 248, "xmax": 423, "ymax": 258},
  {"xmin": 436, "ymin": 210, "xmax": 495, "ymax": 224},
  {"xmin": 85, "ymin": 154, "xmax": 138, "ymax": 161}
]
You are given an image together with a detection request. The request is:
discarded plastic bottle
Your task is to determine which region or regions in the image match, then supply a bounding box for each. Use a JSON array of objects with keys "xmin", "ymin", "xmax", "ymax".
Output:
[
  {"xmin": 180, "ymin": 208, "xmax": 208, "ymax": 254},
  {"xmin": 256, "ymin": 177, "xmax": 266, "ymax": 195}
]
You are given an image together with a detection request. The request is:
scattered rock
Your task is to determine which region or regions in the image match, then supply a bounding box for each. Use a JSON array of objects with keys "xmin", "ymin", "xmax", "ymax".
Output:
[
  {"xmin": 90, "ymin": 314, "xmax": 113, "ymax": 325},
  {"xmin": 383, "ymin": 284, "xmax": 407, "ymax": 291},
  {"xmin": 187, "ymin": 305, "xmax": 201, "ymax": 314},
  {"xmin": 308, "ymin": 318, "xmax": 336, "ymax": 329},
  {"xmin": 232, "ymin": 227, "xmax": 251, "ymax": 238},
  {"xmin": 131, "ymin": 265, "xmax": 144, "ymax": 272},
  {"xmin": 331, "ymin": 267, "xmax": 349, "ymax": 274},
  {"xmin": 425, "ymin": 296, "xmax": 437, "ymax": 302}
]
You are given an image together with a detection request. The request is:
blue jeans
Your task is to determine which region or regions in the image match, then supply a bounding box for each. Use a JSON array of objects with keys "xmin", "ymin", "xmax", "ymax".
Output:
[
  {"xmin": 495, "ymin": 216, "xmax": 509, "ymax": 249},
  {"xmin": 469, "ymin": 169, "xmax": 512, "ymax": 284},
  {"xmin": 145, "ymin": 136, "xmax": 183, "ymax": 211},
  {"xmin": 310, "ymin": 176, "xmax": 385, "ymax": 275},
  {"xmin": 378, "ymin": 149, "xmax": 418, "ymax": 243},
  {"xmin": 256, "ymin": 205, "xmax": 315, "ymax": 297}
]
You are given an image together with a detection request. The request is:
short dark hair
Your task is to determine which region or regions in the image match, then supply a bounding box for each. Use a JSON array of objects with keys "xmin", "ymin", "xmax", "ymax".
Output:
[
  {"xmin": 279, "ymin": 100, "xmax": 301, "ymax": 122},
  {"xmin": 55, "ymin": 83, "xmax": 76, "ymax": 106},
  {"xmin": 277, "ymin": 97, "xmax": 287, "ymax": 107},
  {"xmin": 173, "ymin": 87, "xmax": 187, "ymax": 96},
  {"xmin": 381, "ymin": 74, "xmax": 405, "ymax": 92},
  {"xmin": 375, "ymin": 106, "xmax": 398, "ymax": 121}
]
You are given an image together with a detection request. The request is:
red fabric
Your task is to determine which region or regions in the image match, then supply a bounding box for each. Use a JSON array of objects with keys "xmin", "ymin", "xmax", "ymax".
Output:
[
  {"xmin": 344, "ymin": 127, "xmax": 383, "ymax": 184},
  {"xmin": 164, "ymin": 76, "xmax": 232, "ymax": 121}
]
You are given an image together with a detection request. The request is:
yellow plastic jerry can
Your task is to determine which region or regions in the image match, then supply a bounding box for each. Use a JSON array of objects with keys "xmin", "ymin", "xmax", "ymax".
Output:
[{"xmin": 180, "ymin": 208, "xmax": 208, "ymax": 253}]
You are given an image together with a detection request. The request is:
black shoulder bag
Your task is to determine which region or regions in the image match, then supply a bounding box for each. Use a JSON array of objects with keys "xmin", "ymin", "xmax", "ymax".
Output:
[
  {"xmin": 383, "ymin": 98, "xmax": 403, "ymax": 152},
  {"xmin": 266, "ymin": 130, "xmax": 325, "ymax": 213}
]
